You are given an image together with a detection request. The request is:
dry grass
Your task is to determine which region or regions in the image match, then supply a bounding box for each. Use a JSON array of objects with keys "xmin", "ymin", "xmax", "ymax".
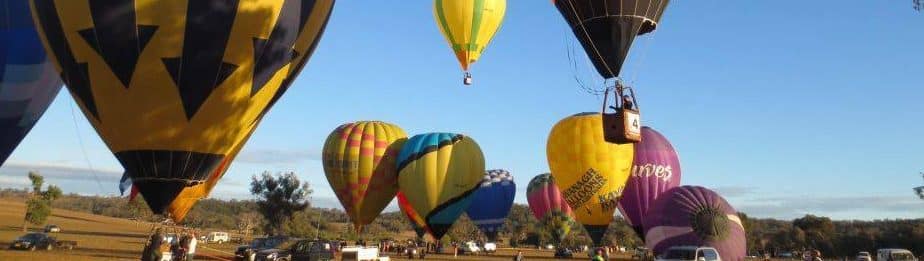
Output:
[{"xmin": 0, "ymin": 198, "xmax": 236, "ymax": 260}]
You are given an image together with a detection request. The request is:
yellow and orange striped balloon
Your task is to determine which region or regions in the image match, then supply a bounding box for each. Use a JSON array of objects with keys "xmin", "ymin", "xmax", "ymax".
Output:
[{"xmin": 322, "ymin": 121, "xmax": 407, "ymax": 231}]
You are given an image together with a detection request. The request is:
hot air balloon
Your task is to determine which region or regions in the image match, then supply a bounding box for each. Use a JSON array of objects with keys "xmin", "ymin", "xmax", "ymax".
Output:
[
  {"xmin": 433, "ymin": 0, "xmax": 506, "ymax": 85},
  {"xmin": 29, "ymin": 0, "xmax": 335, "ymax": 218},
  {"xmin": 323, "ymin": 121, "xmax": 407, "ymax": 232},
  {"xmin": 618, "ymin": 126, "xmax": 681, "ymax": 238},
  {"xmin": 643, "ymin": 186, "xmax": 746, "ymax": 261},
  {"xmin": 526, "ymin": 173, "xmax": 574, "ymax": 243},
  {"xmin": 465, "ymin": 169, "xmax": 515, "ymax": 241},
  {"xmin": 0, "ymin": 0, "xmax": 62, "ymax": 168},
  {"xmin": 554, "ymin": 0, "xmax": 671, "ymax": 144},
  {"xmin": 398, "ymin": 191, "xmax": 430, "ymax": 240},
  {"xmin": 554, "ymin": 0, "xmax": 670, "ymax": 79},
  {"xmin": 397, "ymin": 133, "xmax": 485, "ymax": 239},
  {"xmin": 547, "ymin": 112, "xmax": 634, "ymax": 245}
]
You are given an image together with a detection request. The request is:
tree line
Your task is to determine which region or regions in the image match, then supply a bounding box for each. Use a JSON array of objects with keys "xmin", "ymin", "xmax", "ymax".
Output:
[{"xmin": 2, "ymin": 171, "xmax": 922, "ymax": 256}]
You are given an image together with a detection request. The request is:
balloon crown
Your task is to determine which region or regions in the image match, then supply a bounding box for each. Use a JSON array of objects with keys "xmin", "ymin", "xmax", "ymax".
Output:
[{"xmin": 690, "ymin": 206, "xmax": 730, "ymax": 242}]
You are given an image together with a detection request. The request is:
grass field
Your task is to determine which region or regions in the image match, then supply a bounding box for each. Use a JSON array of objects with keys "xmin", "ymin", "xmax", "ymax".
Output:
[{"xmin": 0, "ymin": 198, "xmax": 629, "ymax": 260}]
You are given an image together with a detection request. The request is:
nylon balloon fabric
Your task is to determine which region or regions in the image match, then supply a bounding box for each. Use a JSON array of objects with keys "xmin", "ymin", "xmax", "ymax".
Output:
[
  {"xmin": 465, "ymin": 169, "xmax": 516, "ymax": 241},
  {"xmin": 526, "ymin": 173, "xmax": 574, "ymax": 243},
  {"xmin": 554, "ymin": 0, "xmax": 670, "ymax": 78},
  {"xmin": 547, "ymin": 112, "xmax": 634, "ymax": 245},
  {"xmin": 323, "ymin": 121, "xmax": 407, "ymax": 232},
  {"xmin": 0, "ymin": 0, "xmax": 62, "ymax": 167},
  {"xmin": 617, "ymin": 126, "xmax": 681, "ymax": 238},
  {"xmin": 397, "ymin": 191, "xmax": 430, "ymax": 239},
  {"xmin": 433, "ymin": 0, "xmax": 505, "ymax": 72},
  {"xmin": 29, "ymin": 0, "xmax": 335, "ymax": 216},
  {"xmin": 643, "ymin": 186, "xmax": 746, "ymax": 261},
  {"xmin": 397, "ymin": 133, "xmax": 485, "ymax": 240}
]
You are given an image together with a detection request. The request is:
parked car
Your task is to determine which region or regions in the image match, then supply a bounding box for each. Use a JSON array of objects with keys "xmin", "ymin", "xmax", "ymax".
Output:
[
  {"xmin": 457, "ymin": 241, "xmax": 481, "ymax": 255},
  {"xmin": 655, "ymin": 246, "xmax": 721, "ymax": 261},
  {"xmin": 404, "ymin": 244, "xmax": 425, "ymax": 259},
  {"xmin": 207, "ymin": 231, "xmax": 230, "ymax": 244},
  {"xmin": 878, "ymin": 249, "xmax": 918, "ymax": 261},
  {"xmin": 482, "ymin": 242, "xmax": 497, "ymax": 254},
  {"xmin": 9, "ymin": 232, "xmax": 76, "ymax": 251},
  {"xmin": 254, "ymin": 239, "xmax": 336, "ymax": 261},
  {"xmin": 44, "ymin": 225, "xmax": 61, "ymax": 233},
  {"xmin": 856, "ymin": 251, "xmax": 872, "ymax": 261},
  {"xmin": 555, "ymin": 248, "xmax": 574, "ymax": 258},
  {"xmin": 235, "ymin": 236, "xmax": 293, "ymax": 261}
]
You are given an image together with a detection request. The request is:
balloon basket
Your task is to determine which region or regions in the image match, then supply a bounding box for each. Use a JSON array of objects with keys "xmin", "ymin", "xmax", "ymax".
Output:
[
  {"xmin": 463, "ymin": 72, "xmax": 473, "ymax": 85},
  {"xmin": 601, "ymin": 83, "xmax": 641, "ymax": 144}
]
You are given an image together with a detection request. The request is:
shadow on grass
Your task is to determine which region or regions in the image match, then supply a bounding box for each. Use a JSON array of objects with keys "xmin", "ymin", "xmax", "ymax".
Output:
[{"xmin": 50, "ymin": 213, "xmax": 107, "ymax": 224}]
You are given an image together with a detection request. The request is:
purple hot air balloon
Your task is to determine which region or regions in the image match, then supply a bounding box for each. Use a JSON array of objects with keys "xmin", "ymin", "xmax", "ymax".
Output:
[
  {"xmin": 643, "ymin": 186, "xmax": 746, "ymax": 261},
  {"xmin": 618, "ymin": 126, "xmax": 681, "ymax": 237}
]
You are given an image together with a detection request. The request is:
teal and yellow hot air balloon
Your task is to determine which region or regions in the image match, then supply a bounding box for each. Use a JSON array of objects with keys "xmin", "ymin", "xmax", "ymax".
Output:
[
  {"xmin": 322, "ymin": 121, "xmax": 407, "ymax": 232},
  {"xmin": 397, "ymin": 133, "xmax": 484, "ymax": 239},
  {"xmin": 547, "ymin": 112, "xmax": 634, "ymax": 245}
]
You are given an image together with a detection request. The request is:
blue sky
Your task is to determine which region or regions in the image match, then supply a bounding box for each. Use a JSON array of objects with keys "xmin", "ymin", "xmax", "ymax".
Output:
[{"xmin": 2, "ymin": 1, "xmax": 923, "ymax": 220}]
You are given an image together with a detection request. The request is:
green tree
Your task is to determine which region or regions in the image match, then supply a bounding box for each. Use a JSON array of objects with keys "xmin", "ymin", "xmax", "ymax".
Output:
[
  {"xmin": 22, "ymin": 172, "xmax": 62, "ymax": 231},
  {"xmin": 250, "ymin": 171, "xmax": 311, "ymax": 235}
]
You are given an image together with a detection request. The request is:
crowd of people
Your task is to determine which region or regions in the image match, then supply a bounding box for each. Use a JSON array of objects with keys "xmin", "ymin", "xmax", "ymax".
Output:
[{"xmin": 141, "ymin": 228, "xmax": 198, "ymax": 261}]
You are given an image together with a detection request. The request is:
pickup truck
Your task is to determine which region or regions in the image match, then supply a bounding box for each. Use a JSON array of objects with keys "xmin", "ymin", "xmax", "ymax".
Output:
[{"xmin": 8, "ymin": 232, "xmax": 77, "ymax": 251}]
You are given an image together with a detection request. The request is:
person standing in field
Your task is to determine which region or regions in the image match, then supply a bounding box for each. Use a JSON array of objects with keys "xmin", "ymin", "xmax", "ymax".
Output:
[
  {"xmin": 513, "ymin": 250, "xmax": 524, "ymax": 261},
  {"xmin": 592, "ymin": 248, "xmax": 606, "ymax": 261},
  {"xmin": 186, "ymin": 232, "xmax": 197, "ymax": 261}
]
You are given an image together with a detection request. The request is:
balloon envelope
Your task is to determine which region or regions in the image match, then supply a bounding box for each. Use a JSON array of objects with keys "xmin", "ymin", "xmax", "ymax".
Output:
[
  {"xmin": 643, "ymin": 186, "xmax": 746, "ymax": 261},
  {"xmin": 433, "ymin": 0, "xmax": 505, "ymax": 72},
  {"xmin": 397, "ymin": 191, "xmax": 430, "ymax": 239},
  {"xmin": 465, "ymin": 169, "xmax": 515, "ymax": 241},
  {"xmin": 323, "ymin": 121, "xmax": 407, "ymax": 231},
  {"xmin": 554, "ymin": 0, "xmax": 670, "ymax": 78},
  {"xmin": 397, "ymin": 133, "xmax": 485, "ymax": 239},
  {"xmin": 618, "ymin": 126, "xmax": 681, "ymax": 237},
  {"xmin": 547, "ymin": 112, "xmax": 634, "ymax": 245},
  {"xmin": 30, "ymin": 0, "xmax": 335, "ymax": 216},
  {"xmin": 526, "ymin": 173, "xmax": 574, "ymax": 243},
  {"xmin": 0, "ymin": 0, "xmax": 62, "ymax": 167}
]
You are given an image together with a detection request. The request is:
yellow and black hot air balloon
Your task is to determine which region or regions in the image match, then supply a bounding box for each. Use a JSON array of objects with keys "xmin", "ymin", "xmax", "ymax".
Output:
[
  {"xmin": 433, "ymin": 0, "xmax": 505, "ymax": 85},
  {"xmin": 546, "ymin": 112, "xmax": 634, "ymax": 245},
  {"xmin": 322, "ymin": 121, "xmax": 407, "ymax": 233},
  {"xmin": 29, "ymin": 0, "xmax": 335, "ymax": 219},
  {"xmin": 397, "ymin": 132, "xmax": 484, "ymax": 239}
]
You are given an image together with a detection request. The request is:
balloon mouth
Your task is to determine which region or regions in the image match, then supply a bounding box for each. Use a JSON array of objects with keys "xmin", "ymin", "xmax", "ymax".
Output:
[{"xmin": 690, "ymin": 206, "xmax": 730, "ymax": 241}]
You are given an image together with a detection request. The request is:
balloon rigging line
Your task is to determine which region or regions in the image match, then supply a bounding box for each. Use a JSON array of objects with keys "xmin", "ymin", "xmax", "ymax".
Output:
[{"xmin": 70, "ymin": 100, "xmax": 106, "ymax": 194}]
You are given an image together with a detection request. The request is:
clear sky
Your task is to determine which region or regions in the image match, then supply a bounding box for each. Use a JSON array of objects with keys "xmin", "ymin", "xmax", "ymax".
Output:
[{"xmin": 1, "ymin": 1, "xmax": 923, "ymax": 221}]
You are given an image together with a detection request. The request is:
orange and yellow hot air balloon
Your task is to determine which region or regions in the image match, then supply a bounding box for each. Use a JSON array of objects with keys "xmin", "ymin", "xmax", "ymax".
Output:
[
  {"xmin": 433, "ymin": 0, "xmax": 506, "ymax": 85},
  {"xmin": 322, "ymin": 121, "xmax": 407, "ymax": 232}
]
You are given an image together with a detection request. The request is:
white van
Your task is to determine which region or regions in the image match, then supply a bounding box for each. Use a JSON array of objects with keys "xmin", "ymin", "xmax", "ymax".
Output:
[
  {"xmin": 655, "ymin": 246, "xmax": 722, "ymax": 261},
  {"xmin": 877, "ymin": 249, "xmax": 917, "ymax": 261},
  {"xmin": 206, "ymin": 231, "xmax": 229, "ymax": 244}
]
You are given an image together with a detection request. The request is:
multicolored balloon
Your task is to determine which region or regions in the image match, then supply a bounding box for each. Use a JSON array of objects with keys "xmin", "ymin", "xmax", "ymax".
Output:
[
  {"xmin": 397, "ymin": 191, "xmax": 430, "ymax": 239},
  {"xmin": 397, "ymin": 133, "xmax": 484, "ymax": 239},
  {"xmin": 0, "ymin": 0, "xmax": 62, "ymax": 167},
  {"xmin": 433, "ymin": 0, "xmax": 506, "ymax": 84},
  {"xmin": 554, "ymin": 0, "xmax": 670, "ymax": 79},
  {"xmin": 30, "ymin": 0, "xmax": 335, "ymax": 217},
  {"xmin": 547, "ymin": 112, "xmax": 634, "ymax": 245},
  {"xmin": 465, "ymin": 169, "xmax": 515, "ymax": 241},
  {"xmin": 643, "ymin": 186, "xmax": 746, "ymax": 261},
  {"xmin": 526, "ymin": 173, "xmax": 574, "ymax": 243},
  {"xmin": 618, "ymin": 126, "xmax": 681, "ymax": 237},
  {"xmin": 323, "ymin": 121, "xmax": 407, "ymax": 232}
]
